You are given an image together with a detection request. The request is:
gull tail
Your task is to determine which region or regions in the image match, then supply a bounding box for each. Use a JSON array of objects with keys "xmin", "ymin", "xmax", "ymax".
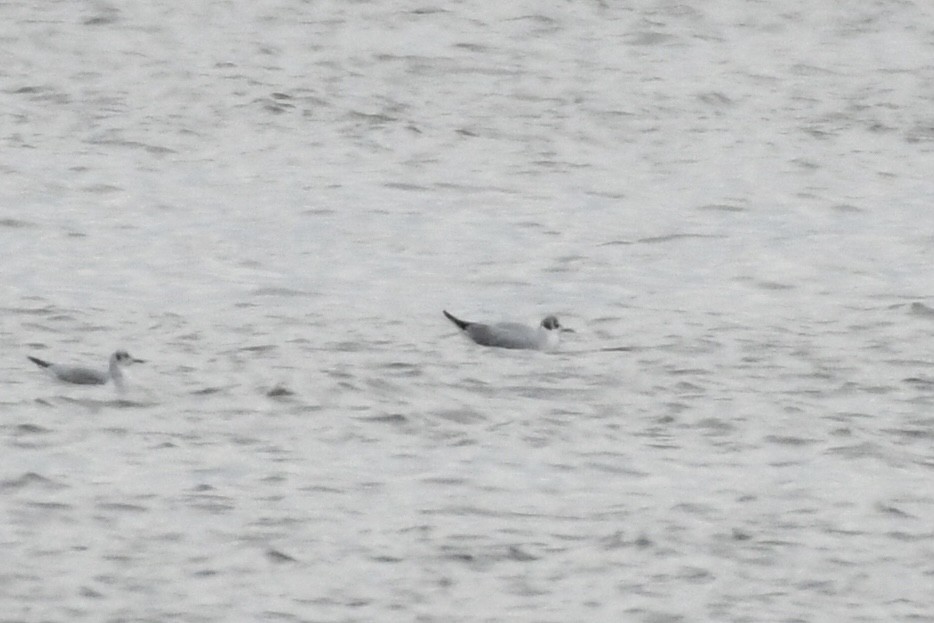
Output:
[
  {"xmin": 443, "ymin": 310, "xmax": 471, "ymax": 330},
  {"xmin": 28, "ymin": 356, "xmax": 52, "ymax": 369}
]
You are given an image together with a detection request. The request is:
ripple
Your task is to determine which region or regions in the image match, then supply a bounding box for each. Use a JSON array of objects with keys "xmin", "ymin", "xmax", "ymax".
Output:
[{"xmin": 0, "ymin": 472, "xmax": 60, "ymax": 490}]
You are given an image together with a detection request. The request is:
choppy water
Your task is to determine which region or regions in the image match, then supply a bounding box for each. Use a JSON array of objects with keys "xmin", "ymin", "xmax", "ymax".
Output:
[{"xmin": 2, "ymin": 1, "xmax": 934, "ymax": 621}]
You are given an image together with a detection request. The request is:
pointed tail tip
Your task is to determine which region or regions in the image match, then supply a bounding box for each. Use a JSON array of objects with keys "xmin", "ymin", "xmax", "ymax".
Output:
[
  {"xmin": 443, "ymin": 310, "xmax": 469, "ymax": 330},
  {"xmin": 27, "ymin": 356, "xmax": 51, "ymax": 368}
]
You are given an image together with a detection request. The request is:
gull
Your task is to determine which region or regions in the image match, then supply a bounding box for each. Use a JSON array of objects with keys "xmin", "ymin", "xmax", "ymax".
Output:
[
  {"xmin": 27, "ymin": 350, "xmax": 145, "ymax": 389},
  {"xmin": 443, "ymin": 310, "xmax": 571, "ymax": 350}
]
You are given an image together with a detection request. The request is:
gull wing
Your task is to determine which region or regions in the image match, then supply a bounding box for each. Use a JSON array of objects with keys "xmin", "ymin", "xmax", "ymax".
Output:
[
  {"xmin": 466, "ymin": 322, "xmax": 539, "ymax": 349},
  {"xmin": 50, "ymin": 365, "xmax": 108, "ymax": 385}
]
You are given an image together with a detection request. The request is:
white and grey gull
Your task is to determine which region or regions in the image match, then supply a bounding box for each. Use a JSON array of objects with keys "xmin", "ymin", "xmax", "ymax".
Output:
[
  {"xmin": 28, "ymin": 350, "xmax": 145, "ymax": 388},
  {"xmin": 443, "ymin": 310, "xmax": 572, "ymax": 350}
]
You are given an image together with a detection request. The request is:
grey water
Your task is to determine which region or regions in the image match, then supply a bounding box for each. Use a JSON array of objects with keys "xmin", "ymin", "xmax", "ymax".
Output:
[{"xmin": 2, "ymin": 1, "xmax": 933, "ymax": 621}]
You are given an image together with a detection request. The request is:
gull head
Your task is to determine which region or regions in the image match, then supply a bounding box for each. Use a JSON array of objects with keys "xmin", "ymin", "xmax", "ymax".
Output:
[
  {"xmin": 541, "ymin": 316, "xmax": 575, "ymax": 334},
  {"xmin": 112, "ymin": 350, "xmax": 145, "ymax": 366}
]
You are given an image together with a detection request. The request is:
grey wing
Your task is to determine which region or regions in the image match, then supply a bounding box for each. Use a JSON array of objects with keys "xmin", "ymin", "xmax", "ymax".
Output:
[
  {"xmin": 467, "ymin": 323, "xmax": 538, "ymax": 349},
  {"xmin": 51, "ymin": 365, "xmax": 108, "ymax": 385}
]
